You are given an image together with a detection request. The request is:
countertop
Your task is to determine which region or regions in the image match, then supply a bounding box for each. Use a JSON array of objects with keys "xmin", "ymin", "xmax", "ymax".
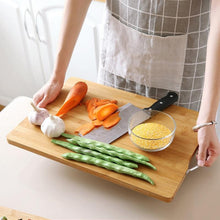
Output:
[{"xmin": 0, "ymin": 96, "xmax": 220, "ymax": 220}]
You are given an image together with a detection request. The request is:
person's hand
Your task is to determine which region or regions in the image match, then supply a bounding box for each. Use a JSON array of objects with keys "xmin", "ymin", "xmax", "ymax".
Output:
[
  {"xmin": 197, "ymin": 125, "xmax": 220, "ymax": 167},
  {"xmin": 33, "ymin": 76, "xmax": 64, "ymax": 108}
]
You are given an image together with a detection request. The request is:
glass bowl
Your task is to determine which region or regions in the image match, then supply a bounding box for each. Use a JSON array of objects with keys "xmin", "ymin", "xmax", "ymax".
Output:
[{"xmin": 128, "ymin": 110, "xmax": 176, "ymax": 152}]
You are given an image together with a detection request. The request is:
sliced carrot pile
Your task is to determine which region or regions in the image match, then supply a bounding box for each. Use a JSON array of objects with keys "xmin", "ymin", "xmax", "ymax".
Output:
[{"xmin": 75, "ymin": 97, "xmax": 121, "ymax": 136}]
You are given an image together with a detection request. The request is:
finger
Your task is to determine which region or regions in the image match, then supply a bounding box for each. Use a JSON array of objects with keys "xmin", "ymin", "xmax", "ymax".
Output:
[
  {"xmin": 33, "ymin": 93, "xmax": 44, "ymax": 106},
  {"xmin": 37, "ymin": 96, "xmax": 49, "ymax": 108},
  {"xmin": 205, "ymin": 150, "xmax": 218, "ymax": 167},
  {"xmin": 205, "ymin": 155, "xmax": 216, "ymax": 167},
  {"xmin": 197, "ymin": 144, "xmax": 208, "ymax": 167}
]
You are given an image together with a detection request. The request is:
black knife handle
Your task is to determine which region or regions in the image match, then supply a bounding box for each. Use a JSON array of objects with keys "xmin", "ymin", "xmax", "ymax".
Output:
[{"xmin": 143, "ymin": 92, "xmax": 178, "ymax": 111}]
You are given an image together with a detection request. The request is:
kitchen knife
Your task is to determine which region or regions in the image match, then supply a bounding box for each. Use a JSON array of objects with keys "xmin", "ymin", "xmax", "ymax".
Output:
[{"xmin": 82, "ymin": 92, "xmax": 178, "ymax": 143}]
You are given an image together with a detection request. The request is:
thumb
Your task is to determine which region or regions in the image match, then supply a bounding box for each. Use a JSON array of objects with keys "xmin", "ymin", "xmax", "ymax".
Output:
[{"xmin": 197, "ymin": 144, "xmax": 208, "ymax": 167}]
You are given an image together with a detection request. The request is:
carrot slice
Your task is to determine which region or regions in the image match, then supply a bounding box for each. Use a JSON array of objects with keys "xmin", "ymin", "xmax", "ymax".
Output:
[
  {"xmin": 85, "ymin": 98, "xmax": 118, "ymax": 121},
  {"xmin": 92, "ymin": 119, "xmax": 103, "ymax": 127},
  {"xmin": 86, "ymin": 98, "xmax": 117, "ymax": 110},
  {"xmin": 56, "ymin": 81, "xmax": 88, "ymax": 117},
  {"xmin": 94, "ymin": 103, "xmax": 118, "ymax": 121},
  {"xmin": 85, "ymin": 98, "xmax": 99, "ymax": 112},
  {"xmin": 86, "ymin": 98, "xmax": 99, "ymax": 120},
  {"xmin": 75, "ymin": 122, "xmax": 95, "ymax": 136},
  {"xmin": 95, "ymin": 99, "xmax": 118, "ymax": 107},
  {"xmin": 88, "ymin": 105, "xmax": 97, "ymax": 120},
  {"xmin": 103, "ymin": 112, "xmax": 121, "ymax": 128}
]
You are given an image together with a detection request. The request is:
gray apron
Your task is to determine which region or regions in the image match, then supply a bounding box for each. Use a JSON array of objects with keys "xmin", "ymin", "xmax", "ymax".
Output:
[{"xmin": 98, "ymin": 0, "xmax": 211, "ymax": 111}]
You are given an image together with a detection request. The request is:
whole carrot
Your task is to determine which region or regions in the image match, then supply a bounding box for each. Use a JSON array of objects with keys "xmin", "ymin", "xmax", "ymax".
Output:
[{"xmin": 56, "ymin": 81, "xmax": 88, "ymax": 116}]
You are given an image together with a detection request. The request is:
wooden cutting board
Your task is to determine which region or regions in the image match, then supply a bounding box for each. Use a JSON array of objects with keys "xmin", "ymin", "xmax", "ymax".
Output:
[
  {"xmin": 7, "ymin": 77, "xmax": 198, "ymax": 202},
  {"xmin": 0, "ymin": 206, "xmax": 49, "ymax": 220}
]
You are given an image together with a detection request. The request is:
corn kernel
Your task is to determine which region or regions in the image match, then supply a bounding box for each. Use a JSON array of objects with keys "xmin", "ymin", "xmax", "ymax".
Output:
[{"xmin": 131, "ymin": 123, "xmax": 171, "ymax": 150}]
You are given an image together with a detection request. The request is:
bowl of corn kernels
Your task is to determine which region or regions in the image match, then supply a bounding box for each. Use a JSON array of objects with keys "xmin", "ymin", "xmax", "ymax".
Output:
[{"xmin": 128, "ymin": 109, "xmax": 176, "ymax": 152}]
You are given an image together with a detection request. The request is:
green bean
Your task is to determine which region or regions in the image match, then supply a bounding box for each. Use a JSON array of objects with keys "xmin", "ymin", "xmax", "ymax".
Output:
[
  {"xmin": 62, "ymin": 152, "xmax": 154, "ymax": 185},
  {"xmin": 67, "ymin": 138, "xmax": 156, "ymax": 170},
  {"xmin": 51, "ymin": 139, "xmax": 138, "ymax": 169},
  {"xmin": 61, "ymin": 133, "xmax": 149, "ymax": 161}
]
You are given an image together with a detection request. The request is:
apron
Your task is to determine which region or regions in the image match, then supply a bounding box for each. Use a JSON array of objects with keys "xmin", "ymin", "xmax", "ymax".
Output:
[{"xmin": 98, "ymin": 0, "xmax": 211, "ymax": 111}]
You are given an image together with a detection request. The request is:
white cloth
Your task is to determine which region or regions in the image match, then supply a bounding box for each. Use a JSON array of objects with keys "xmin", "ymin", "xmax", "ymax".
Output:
[{"xmin": 102, "ymin": 12, "xmax": 187, "ymax": 91}]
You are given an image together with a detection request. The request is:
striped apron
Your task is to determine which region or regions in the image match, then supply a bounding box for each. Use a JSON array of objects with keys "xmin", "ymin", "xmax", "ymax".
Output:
[{"xmin": 98, "ymin": 0, "xmax": 211, "ymax": 111}]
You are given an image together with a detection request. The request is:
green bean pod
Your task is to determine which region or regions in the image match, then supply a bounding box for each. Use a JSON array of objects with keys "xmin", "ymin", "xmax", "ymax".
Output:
[
  {"xmin": 62, "ymin": 152, "xmax": 154, "ymax": 185},
  {"xmin": 67, "ymin": 138, "xmax": 156, "ymax": 170},
  {"xmin": 51, "ymin": 139, "xmax": 138, "ymax": 169},
  {"xmin": 61, "ymin": 133, "xmax": 149, "ymax": 161}
]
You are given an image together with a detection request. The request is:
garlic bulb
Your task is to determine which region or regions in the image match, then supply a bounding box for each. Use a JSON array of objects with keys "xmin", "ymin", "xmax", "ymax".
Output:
[
  {"xmin": 28, "ymin": 102, "xmax": 49, "ymax": 125},
  {"xmin": 41, "ymin": 115, "xmax": 65, "ymax": 138}
]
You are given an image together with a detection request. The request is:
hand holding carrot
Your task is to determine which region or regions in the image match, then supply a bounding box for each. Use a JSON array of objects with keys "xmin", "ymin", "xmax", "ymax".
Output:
[{"xmin": 33, "ymin": 76, "xmax": 64, "ymax": 108}]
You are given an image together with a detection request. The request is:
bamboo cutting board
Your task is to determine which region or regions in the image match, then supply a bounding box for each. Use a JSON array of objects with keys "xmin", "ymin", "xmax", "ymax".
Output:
[
  {"xmin": 7, "ymin": 77, "xmax": 198, "ymax": 202},
  {"xmin": 0, "ymin": 206, "xmax": 49, "ymax": 220}
]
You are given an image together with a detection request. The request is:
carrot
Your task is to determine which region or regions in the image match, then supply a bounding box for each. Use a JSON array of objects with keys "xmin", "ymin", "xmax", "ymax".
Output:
[
  {"xmin": 85, "ymin": 98, "xmax": 118, "ymax": 121},
  {"xmin": 75, "ymin": 122, "xmax": 95, "ymax": 136},
  {"xmin": 74, "ymin": 97, "xmax": 119, "ymax": 136},
  {"xmin": 85, "ymin": 98, "xmax": 99, "ymax": 112},
  {"xmin": 94, "ymin": 103, "xmax": 118, "ymax": 121},
  {"xmin": 103, "ymin": 112, "xmax": 121, "ymax": 128},
  {"xmin": 56, "ymin": 81, "xmax": 88, "ymax": 117},
  {"xmin": 86, "ymin": 98, "xmax": 99, "ymax": 120},
  {"xmin": 92, "ymin": 119, "xmax": 103, "ymax": 127},
  {"xmin": 85, "ymin": 98, "xmax": 117, "ymax": 110},
  {"xmin": 88, "ymin": 106, "xmax": 97, "ymax": 120},
  {"xmin": 95, "ymin": 99, "xmax": 117, "ymax": 107}
]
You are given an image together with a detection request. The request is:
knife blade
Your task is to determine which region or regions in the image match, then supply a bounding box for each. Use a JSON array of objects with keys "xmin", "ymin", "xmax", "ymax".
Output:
[{"xmin": 82, "ymin": 92, "xmax": 178, "ymax": 143}]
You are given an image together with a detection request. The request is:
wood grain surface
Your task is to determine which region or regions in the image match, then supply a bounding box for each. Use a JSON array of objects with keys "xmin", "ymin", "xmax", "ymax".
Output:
[
  {"xmin": 7, "ymin": 77, "xmax": 198, "ymax": 202},
  {"xmin": 0, "ymin": 105, "xmax": 5, "ymax": 111},
  {"xmin": 0, "ymin": 206, "xmax": 49, "ymax": 220}
]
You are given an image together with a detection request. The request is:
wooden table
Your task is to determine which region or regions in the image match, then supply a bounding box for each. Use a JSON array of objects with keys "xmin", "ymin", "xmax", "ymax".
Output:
[{"xmin": 7, "ymin": 77, "xmax": 198, "ymax": 202}]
